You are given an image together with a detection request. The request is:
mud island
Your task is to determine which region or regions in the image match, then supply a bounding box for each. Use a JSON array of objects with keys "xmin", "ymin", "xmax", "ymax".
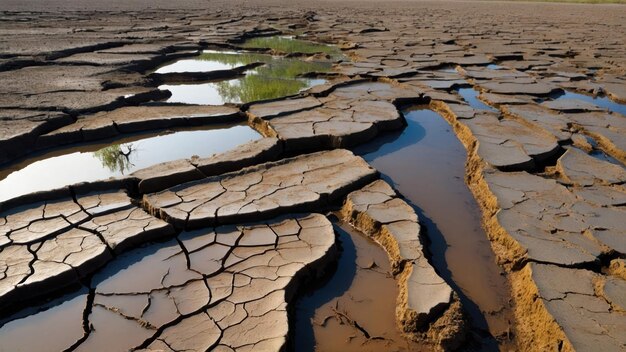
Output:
[{"xmin": 0, "ymin": 0, "xmax": 625, "ymax": 351}]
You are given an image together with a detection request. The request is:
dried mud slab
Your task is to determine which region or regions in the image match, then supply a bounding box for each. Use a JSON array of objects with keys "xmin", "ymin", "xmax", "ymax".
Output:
[
  {"xmin": 340, "ymin": 180, "xmax": 466, "ymax": 351},
  {"xmin": 0, "ymin": 190, "xmax": 174, "ymax": 310},
  {"xmin": 69, "ymin": 214, "xmax": 335, "ymax": 352},
  {"xmin": 467, "ymin": 151, "xmax": 626, "ymax": 351},
  {"xmin": 504, "ymin": 104, "xmax": 626, "ymax": 164},
  {"xmin": 511, "ymin": 263, "xmax": 626, "ymax": 352},
  {"xmin": 432, "ymin": 102, "xmax": 561, "ymax": 171},
  {"xmin": 143, "ymin": 149, "xmax": 378, "ymax": 229},
  {"xmin": 132, "ymin": 137, "xmax": 283, "ymax": 194},
  {"xmin": 37, "ymin": 105, "xmax": 242, "ymax": 150},
  {"xmin": 247, "ymin": 81, "xmax": 423, "ymax": 152},
  {"xmin": 0, "ymin": 65, "xmax": 162, "ymax": 112}
]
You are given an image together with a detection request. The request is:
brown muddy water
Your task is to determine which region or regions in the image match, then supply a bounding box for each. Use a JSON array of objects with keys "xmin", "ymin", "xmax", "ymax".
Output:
[
  {"xmin": 293, "ymin": 219, "xmax": 426, "ymax": 352},
  {"xmin": 354, "ymin": 106, "xmax": 515, "ymax": 349},
  {"xmin": 0, "ymin": 287, "xmax": 89, "ymax": 352}
]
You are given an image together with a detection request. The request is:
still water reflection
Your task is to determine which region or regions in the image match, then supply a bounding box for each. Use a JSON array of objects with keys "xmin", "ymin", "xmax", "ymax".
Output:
[{"xmin": 0, "ymin": 125, "xmax": 260, "ymax": 202}]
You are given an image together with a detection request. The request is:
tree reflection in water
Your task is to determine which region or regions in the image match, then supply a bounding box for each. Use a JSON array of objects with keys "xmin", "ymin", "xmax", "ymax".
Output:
[{"xmin": 93, "ymin": 144, "xmax": 135, "ymax": 174}]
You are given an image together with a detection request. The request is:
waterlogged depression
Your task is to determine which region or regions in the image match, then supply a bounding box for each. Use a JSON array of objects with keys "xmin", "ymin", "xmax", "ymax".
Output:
[
  {"xmin": 0, "ymin": 125, "xmax": 260, "ymax": 202},
  {"xmin": 157, "ymin": 39, "xmax": 340, "ymax": 105},
  {"xmin": 355, "ymin": 107, "xmax": 514, "ymax": 346}
]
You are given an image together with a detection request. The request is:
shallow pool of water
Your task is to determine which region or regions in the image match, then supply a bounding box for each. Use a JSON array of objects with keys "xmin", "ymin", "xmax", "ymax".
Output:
[
  {"xmin": 0, "ymin": 287, "xmax": 88, "ymax": 352},
  {"xmin": 438, "ymin": 65, "xmax": 458, "ymax": 73},
  {"xmin": 552, "ymin": 91, "xmax": 626, "ymax": 116},
  {"xmin": 160, "ymin": 77, "xmax": 327, "ymax": 105},
  {"xmin": 486, "ymin": 64, "xmax": 503, "ymax": 70},
  {"xmin": 354, "ymin": 107, "xmax": 513, "ymax": 347},
  {"xmin": 590, "ymin": 149, "xmax": 622, "ymax": 165},
  {"xmin": 0, "ymin": 125, "xmax": 260, "ymax": 202},
  {"xmin": 154, "ymin": 50, "xmax": 262, "ymax": 74},
  {"xmin": 457, "ymin": 87, "xmax": 498, "ymax": 112},
  {"xmin": 158, "ymin": 51, "xmax": 331, "ymax": 105}
]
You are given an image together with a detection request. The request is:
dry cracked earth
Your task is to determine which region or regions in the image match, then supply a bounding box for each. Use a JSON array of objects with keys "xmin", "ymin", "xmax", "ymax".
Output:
[{"xmin": 0, "ymin": 0, "xmax": 625, "ymax": 351}]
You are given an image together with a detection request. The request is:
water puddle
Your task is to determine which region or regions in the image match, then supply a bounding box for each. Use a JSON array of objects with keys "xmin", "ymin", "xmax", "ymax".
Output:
[
  {"xmin": 154, "ymin": 50, "xmax": 262, "ymax": 74},
  {"xmin": 0, "ymin": 124, "xmax": 260, "ymax": 202},
  {"xmin": 574, "ymin": 137, "xmax": 623, "ymax": 166},
  {"xmin": 438, "ymin": 65, "xmax": 458, "ymax": 73},
  {"xmin": 354, "ymin": 107, "xmax": 514, "ymax": 348},
  {"xmin": 456, "ymin": 87, "xmax": 498, "ymax": 112},
  {"xmin": 159, "ymin": 51, "xmax": 331, "ymax": 105},
  {"xmin": 0, "ymin": 238, "xmax": 198, "ymax": 352},
  {"xmin": 486, "ymin": 64, "xmax": 503, "ymax": 70},
  {"xmin": 590, "ymin": 149, "xmax": 622, "ymax": 165},
  {"xmin": 294, "ymin": 220, "xmax": 425, "ymax": 352},
  {"xmin": 551, "ymin": 90, "xmax": 626, "ymax": 116},
  {"xmin": 0, "ymin": 287, "xmax": 88, "ymax": 352}
]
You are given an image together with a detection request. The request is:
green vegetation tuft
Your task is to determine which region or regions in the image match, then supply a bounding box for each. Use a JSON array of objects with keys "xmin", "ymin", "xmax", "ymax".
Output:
[
  {"xmin": 241, "ymin": 36, "xmax": 343, "ymax": 59},
  {"xmin": 213, "ymin": 57, "xmax": 331, "ymax": 103},
  {"xmin": 197, "ymin": 51, "xmax": 272, "ymax": 66}
]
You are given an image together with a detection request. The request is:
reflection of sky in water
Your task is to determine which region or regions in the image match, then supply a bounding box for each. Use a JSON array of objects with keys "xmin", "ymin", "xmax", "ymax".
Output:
[
  {"xmin": 590, "ymin": 149, "xmax": 622, "ymax": 165},
  {"xmin": 438, "ymin": 66, "xmax": 457, "ymax": 73},
  {"xmin": 553, "ymin": 91, "xmax": 626, "ymax": 116},
  {"xmin": 0, "ymin": 126, "xmax": 260, "ymax": 202},
  {"xmin": 457, "ymin": 88, "xmax": 498, "ymax": 112},
  {"xmin": 155, "ymin": 59, "xmax": 235, "ymax": 73},
  {"xmin": 160, "ymin": 83, "xmax": 229, "ymax": 105},
  {"xmin": 154, "ymin": 50, "xmax": 264, "ymax": 74},
  {"xmin": 160, "ymin": 77, "xmax": 327, "ymax": 105},
  {"xmin": 157, "ymin": 50, "xmax": 330, "ymax": 105}
]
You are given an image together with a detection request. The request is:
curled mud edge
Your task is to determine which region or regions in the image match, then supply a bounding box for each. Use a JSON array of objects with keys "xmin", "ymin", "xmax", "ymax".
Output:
[
  {"xmin": 338, "ymin": 182, "xmax": 467, "ymax": 351},
  {"xmin": 431, "ymin": 100, "xmax": 573, "ymax": 351},
  {"xmin": 273, "ymin": 216, "xmax": 341, "ymax": 351}
]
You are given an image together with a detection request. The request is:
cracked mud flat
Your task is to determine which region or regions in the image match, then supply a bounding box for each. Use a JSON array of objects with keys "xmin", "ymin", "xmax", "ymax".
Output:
[{"xmin": 1, "ymin": 0, "xmax": 626, "ymax": 351}]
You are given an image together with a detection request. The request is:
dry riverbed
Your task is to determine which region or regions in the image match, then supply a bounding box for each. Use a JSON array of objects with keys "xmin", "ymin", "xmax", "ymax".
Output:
[{"xmin": 0, "ymin": 1, "xmax": 625, "ymax": 351}]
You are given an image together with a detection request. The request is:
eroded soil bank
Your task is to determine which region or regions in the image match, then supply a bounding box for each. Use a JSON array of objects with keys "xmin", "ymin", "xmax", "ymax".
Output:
[{"xmin": 355, "ymin": 107, "xmax": 515, "ymax": 349}]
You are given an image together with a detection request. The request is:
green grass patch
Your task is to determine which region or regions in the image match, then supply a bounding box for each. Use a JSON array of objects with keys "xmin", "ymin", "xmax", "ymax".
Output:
[
  {"xmin": 242, "ymin": 36, "xmax": 343, "ymax": 59},
  {"xmin": 197, "ymin": 51, "xmax": 272, "ymax": 66},
  {"xmin": 211, "ymin": 56, "xmax": 331, "ymax": 103}
]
